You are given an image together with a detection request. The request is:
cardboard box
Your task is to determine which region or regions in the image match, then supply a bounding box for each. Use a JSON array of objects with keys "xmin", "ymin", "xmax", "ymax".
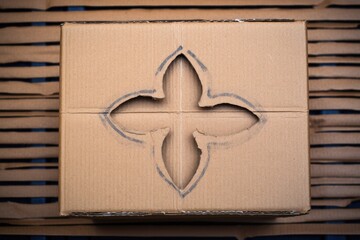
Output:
[{"xmin": 59, "ymin": 20, "xmax": 310, "ymax": 216}]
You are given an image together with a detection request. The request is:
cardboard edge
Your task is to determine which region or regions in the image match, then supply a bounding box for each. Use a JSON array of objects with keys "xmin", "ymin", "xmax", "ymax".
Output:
[
  {"xmin": 58, "ymin": 23, "xmax": 66, "ymax": 216},
  {"xmin": 304, "ymin": 20, "xmax": 312, "ymax": 214},
  {"xmin": 62, "ymin": 19, "xmax": 299, "ymax": 26},
  {"xmin": 63, "ymin": 210, "xmax": 307, "ymax": 217}
]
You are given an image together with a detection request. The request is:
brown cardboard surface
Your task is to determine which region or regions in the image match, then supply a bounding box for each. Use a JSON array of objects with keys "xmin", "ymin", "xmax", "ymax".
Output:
[{"xmin": 59, "ymin": 21, "xmax": 310, "ymax": 216}]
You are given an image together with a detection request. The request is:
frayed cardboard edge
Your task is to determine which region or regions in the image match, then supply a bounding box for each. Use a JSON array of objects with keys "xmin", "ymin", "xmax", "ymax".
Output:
[{"xmin": 61, "ymin": 19, "xmax": 298, "ymax": 26}]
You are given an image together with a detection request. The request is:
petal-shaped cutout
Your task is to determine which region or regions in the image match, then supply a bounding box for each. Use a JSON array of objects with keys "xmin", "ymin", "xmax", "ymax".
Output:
[{"xmin": 102, "ymin": 46, "xmax": 266, "ymax": 197}]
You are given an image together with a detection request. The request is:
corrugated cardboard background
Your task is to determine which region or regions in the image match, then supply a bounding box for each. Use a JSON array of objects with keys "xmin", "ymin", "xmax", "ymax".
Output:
[{"xmin": 0, "ymin": 0, "xmax": 359, "ymax": 239}]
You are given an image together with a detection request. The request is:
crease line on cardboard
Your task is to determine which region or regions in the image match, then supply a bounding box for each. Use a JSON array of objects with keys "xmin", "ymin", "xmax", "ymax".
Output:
[{"xmin": 66, "ymin": 109, "xmax": 307, "ymax": 114}]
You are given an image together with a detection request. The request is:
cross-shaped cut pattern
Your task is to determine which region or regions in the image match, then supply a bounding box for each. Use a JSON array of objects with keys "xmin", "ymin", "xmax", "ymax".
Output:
[{"xmin": 102, "ymin": 47, "xmax": 266, "ymax": 197}]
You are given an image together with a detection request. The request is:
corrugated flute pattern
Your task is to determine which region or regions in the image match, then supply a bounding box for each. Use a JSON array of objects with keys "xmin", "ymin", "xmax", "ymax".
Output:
[{"xmin": 0, "ymin": 0, "xmax": 359, "ymax": 239}]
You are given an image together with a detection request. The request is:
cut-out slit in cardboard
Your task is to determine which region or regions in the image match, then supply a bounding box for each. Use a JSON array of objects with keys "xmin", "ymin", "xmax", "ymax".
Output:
[
  {"xmin": 60, "ymin": 21, "xmax": 310, "ymax": 216},
  {"xmin": 109, "ymin": 55, "xmax": 261, "ymax": 193}
]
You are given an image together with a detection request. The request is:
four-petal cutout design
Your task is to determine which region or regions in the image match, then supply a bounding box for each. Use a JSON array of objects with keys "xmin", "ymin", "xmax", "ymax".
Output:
[{"xmin": 101, "ymin": 46, "xmax": 266, "ymax": 198}]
